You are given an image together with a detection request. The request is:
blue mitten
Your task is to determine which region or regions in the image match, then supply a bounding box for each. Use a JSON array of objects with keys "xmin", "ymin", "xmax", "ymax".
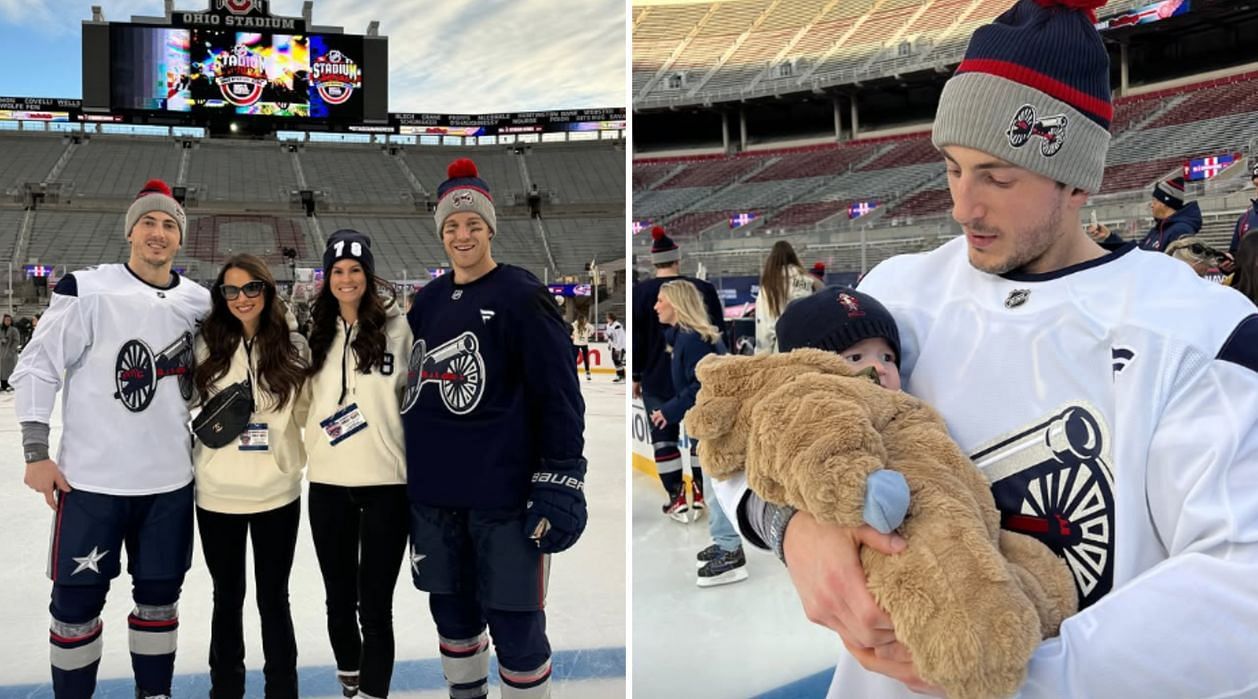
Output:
[
  {"xmin": 863, "ymin": 469, "xmax": 910, "ymax": 534},
  {"xmin": 524, "ymin": 458, "xmax": 588, "ymax": 553}
]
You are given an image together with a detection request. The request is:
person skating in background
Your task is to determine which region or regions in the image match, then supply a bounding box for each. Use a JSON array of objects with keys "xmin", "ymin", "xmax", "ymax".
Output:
[
  {"xmin": 632, "ymin": 226, "xmax": 725, "ymax": 521},
  {"xmin": 572, "ymin": 314, "xmax": 593, "ymax": 381},
  {"xmin": 606, "ymin": 311, "xmax": 626, "ymax": 383},
  {"xmin": 0, "ymin": 313, "xmax": 20, "ymax": 391},
  {"xmin": 651, "ymin": 279, "xmax": 747, "ymax": 587}
]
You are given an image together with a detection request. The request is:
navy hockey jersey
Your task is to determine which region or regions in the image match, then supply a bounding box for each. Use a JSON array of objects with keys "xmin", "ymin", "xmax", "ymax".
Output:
[
  {"xmin": 632, "ymin": 275, "xmax": 724, "ymax": 398},
  {"xmin": 402, "ymin": 265, "xmax": 585, "ymax": 508}
]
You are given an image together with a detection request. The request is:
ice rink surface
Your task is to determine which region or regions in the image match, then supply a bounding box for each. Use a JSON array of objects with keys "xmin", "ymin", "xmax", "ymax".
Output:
[
  {"xmin": 631, "ymin": 464, "xmax": 842, "ymax": 699},
  {"xmin": 0, "ymin": 379, "xmax": 625, "ymax": 698}
]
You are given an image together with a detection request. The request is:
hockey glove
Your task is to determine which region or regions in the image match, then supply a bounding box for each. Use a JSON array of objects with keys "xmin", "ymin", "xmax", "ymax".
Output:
[{"xmin": 524, "ymin": 458, "xmax": 588, "ymax": 554}]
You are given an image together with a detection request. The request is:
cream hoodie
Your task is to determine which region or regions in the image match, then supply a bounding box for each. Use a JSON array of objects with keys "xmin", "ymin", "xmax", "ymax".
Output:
[
  {"xmin": 297, "ymin": 299, "xmax": 411, "ymax": 487},
  {"xmin": 193, "ymin": 330, "xmax": 308, "ymax": 515}
]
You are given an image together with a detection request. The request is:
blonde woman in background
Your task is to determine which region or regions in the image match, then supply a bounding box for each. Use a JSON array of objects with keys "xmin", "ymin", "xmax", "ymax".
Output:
[
  {"xmin": 651, "ymin": 280, "xmax": 747, "ymax": 586},
  {"xmin": 755, "ymin": 241, "xmax": 823, "ymax": 354}
]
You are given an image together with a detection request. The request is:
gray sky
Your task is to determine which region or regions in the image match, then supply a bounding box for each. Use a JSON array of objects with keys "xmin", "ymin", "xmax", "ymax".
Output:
[{"xmin": 0, "ymin": 0, "xmax": 627, "ymax": 113}]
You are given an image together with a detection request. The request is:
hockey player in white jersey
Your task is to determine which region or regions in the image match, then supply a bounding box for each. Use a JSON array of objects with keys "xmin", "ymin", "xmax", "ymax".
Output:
[
  {"xmin": 12, "ymin": 179, "xmax": 211, "ymax": 698},
  {"xmin": 715, "ymin": 1, "xmax": 1258, "ymax": 696}
]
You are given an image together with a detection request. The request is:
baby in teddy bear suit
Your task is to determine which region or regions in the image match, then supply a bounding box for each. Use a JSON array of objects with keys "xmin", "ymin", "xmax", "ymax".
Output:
[{"xmin": 686, "ymin": 287, "xmax": 1078, "ymax": 699}]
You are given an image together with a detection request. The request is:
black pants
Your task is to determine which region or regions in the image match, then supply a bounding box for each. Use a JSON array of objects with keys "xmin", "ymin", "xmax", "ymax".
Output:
[
  {"xmin": 573, "ymin": 345, "xmax": 591, "ymax": 375},
  {"xmin": 196, "ymin": 499, "xmax": 301, "ymax": 699},
  {"xmin": 308, "ymin": 483, "xmax": 409, "ymax": 698}
]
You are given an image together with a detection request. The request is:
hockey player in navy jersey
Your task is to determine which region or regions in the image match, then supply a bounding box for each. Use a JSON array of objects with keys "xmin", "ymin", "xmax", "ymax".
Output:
[
  {"xmin": 12, "ymin": 179, "xmax": 211, "ymax": 698},
  {"xmin": 632, "ymin": 226, "xmax": 725, "ymax": 521},
  {"xmin": 717, "ymin": 1, "xmax": 1258, "ymax": 697},
  {"xmin": 403, "ymin": 159, "xmax": 586, "ymax": 699}
]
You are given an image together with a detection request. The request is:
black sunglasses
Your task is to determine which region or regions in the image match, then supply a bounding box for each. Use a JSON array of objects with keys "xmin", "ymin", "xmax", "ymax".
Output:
[{"xmin": 220, "ymin": 280, "xmax": 267, "ymax": 300}]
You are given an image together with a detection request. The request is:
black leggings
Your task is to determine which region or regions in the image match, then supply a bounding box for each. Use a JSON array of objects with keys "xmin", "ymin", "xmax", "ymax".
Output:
[
  {"xmin": 308, "ymin": 483, "xmax": 409, "ymax": 698},
  {"xmin": 196, "ymin": 499, "xmax": 301, "ymax": 699},
  {"xmin": 573, "ymin": 345, "xmax": 591, "ymax": 374}
]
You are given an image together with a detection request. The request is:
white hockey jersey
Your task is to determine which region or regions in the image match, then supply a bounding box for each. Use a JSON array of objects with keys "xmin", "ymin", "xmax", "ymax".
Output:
[
  {"xmin": 12, "ymin": 264, "xmax": 210, "ymax": 496},
  {"xmin": 716, "ymin": 237, "xmax": 1258, "ymax": 698},
  {"xmin": 606, "ymin": 320, "xmax": 626, "ymax": 352}
]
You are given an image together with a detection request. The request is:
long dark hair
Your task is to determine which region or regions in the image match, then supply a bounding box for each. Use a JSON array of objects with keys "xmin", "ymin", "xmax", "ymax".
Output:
[
  {"xmin": 196, "ymin": 254, "xmax": 307, "ymax": 410},
  {"xmin": 759, "ymin": 240, "xmax": 805, "ymax": 317},
  {"xmin": 1231, "ymin": 233, "xmax": 1258, "ymax": 304},
  {"xmin": 307, "ymin": 268, "xmax": 391, "ymax": 376}
]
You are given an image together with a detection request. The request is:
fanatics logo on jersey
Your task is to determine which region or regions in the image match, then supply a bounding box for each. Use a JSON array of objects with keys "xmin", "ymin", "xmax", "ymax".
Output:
[
  {"xmin": 1004, "ymin": 289, "xmax": 1031, "ymax": 309},
  {"xmin": 480, "ymin": 309, "xmax": 495, "ymax": 323},
  {"xmin": 1111, "ymin": 347, "xmax": 1135, "ymax": 377}
]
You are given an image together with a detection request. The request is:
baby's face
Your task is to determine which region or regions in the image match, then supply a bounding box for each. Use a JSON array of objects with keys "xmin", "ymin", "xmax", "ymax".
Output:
[{"xmin": 840, "ymin": 337, "xmax": 901, "ymax": 391}]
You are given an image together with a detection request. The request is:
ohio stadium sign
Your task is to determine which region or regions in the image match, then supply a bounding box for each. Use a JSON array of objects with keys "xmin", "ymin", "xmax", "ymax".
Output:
[{"xmin": 175, "ymin": 0, "xmax": 304, "ymax": 31}]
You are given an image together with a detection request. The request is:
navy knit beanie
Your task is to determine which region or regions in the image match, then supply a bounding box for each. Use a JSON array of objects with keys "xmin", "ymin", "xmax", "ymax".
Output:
[
  {"xmin": 932, "ymin": 0, "xmax": 1112, "ymax": 193},
  {"xmin": 776, "ymin": 287, "xmax": 901, "ymax": 368}
]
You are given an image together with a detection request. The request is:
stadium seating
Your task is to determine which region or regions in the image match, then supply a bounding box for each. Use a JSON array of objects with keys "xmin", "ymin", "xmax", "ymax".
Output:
[
  {"xmin": 300, "ymin": 145, "xmax": 415, "ymax": 206},
  {"xmin": 527, "ymin": 146, "xmax": 626, "ymax": 204},
  {"xmin": 58, "ymin": 138, "xmax": 181, "ymax": 199},
  {"xmin": 186, "ymin": 140, "xmax": 299, "ymax": 203},
  {"xmin": 0, "ymin": 134, "xmax": 65, "ymax": 195}
]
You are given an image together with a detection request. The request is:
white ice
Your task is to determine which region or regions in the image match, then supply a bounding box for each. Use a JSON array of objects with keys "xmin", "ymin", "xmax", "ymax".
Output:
[
  {"xmin": 630, "ymin": 406, "xmax": 840, "ymax": 698},
  {"xmin": 0, "ymin": 379, "xmax": 625, "ymax": 698}
]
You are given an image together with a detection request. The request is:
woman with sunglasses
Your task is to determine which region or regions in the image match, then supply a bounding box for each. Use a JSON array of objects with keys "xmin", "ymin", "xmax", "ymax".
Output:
[
  {"xmin": 193, "ymin": 253, "xmax": 309, "ymax": 699},
  {"xmin": 297, "ymin": 230, "xmax": 411, "ymax": 699}
]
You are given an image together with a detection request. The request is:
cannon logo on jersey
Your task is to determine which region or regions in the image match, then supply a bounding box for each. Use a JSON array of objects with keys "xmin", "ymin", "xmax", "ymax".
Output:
[
  {"xmin": 312, "ymin": 50, "xmax": 361, "ymax": 105},
  {"xmin": 113, "ymin": 332, "xmax": 196, "ymax": 412},
  {"xmin": 1006, "ymin": 104, "xmax": 1068, "ymax": 158},
  {"xmin": 970, "ymin": 403, "xmax": 1116, "ymax": 610},
  {"xmin": 400, "ymin": 332, "xmax": 486, "ymax": 416}
]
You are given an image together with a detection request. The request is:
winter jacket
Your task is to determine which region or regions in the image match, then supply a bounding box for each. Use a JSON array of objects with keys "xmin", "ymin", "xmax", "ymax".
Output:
[
  {"xmin": 1139, "ymin": 201, "xmax": 1202, "ymax": 252},
  {"xmin": 660, "ymin": 326, "xmax": 726, "ymax": 426}
]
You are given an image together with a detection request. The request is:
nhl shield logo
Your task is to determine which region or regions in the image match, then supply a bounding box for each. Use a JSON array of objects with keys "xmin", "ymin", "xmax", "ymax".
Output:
[{"xmin": 1004, "ymin": 289, "xmax": 1030, "ymax": 309}]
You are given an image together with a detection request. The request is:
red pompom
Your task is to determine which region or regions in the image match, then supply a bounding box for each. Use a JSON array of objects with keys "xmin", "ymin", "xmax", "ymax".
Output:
[
  {"xmin": 447, "ymin": 158, "xmax": 479, "ymax": 179},
  {"xmin": 651, "ymin": 226, "xmax": 666, "ymax": 241},
  {"xmin": 138, "ymin": 178, "xmax": 172, "ymax": 198},
  {"xmin": 1032, "ymin": 0, "xmax": 1107, "ymax": 21},
  {"xmin": 812, "ymin": 261, "xmax": 826, "ymax": 271}
]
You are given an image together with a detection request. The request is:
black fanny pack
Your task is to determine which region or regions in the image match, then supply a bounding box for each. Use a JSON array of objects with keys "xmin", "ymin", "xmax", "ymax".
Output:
[{"xmin": 192, "ymin": 379, "xmax": 254, "ymax": 449}]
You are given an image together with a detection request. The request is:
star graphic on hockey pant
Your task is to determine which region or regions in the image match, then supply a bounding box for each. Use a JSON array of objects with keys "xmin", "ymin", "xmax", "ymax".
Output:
[
  {"xmin": 410, "ymin": 545, "xmax": 426, "ymax": 574},
  {"xmin": 71, "ymin": 546, "xmax": 109, "ymax": 576}
]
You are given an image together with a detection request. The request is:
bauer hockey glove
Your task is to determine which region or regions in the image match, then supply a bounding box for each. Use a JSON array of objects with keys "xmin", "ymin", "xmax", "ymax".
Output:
[{"xmin": 524, "ymin": 458, "xmax": 588, "ymax": 554}]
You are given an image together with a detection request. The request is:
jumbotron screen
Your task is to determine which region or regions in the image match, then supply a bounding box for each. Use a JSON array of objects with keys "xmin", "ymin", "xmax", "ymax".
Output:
[{"xmin": 109, "ymin": 25, "xmax": 365, "ymax": 119}]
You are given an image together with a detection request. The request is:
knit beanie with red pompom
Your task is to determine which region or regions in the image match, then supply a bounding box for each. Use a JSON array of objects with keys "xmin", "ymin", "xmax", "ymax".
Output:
[
  {"xmin": 649, "ymin": 225, "xmax": 680, "ymax": 264},
  {"xmin": 435, "ymin": 158, "xmax": 496, "ymax": 234},
  {"xmin": 125, "ymin": 179, "xmax": 186, "ymax": 241},
  {"xmin": 932, "ymin": 0, "xmax": 1112, "ymax": 193}
]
